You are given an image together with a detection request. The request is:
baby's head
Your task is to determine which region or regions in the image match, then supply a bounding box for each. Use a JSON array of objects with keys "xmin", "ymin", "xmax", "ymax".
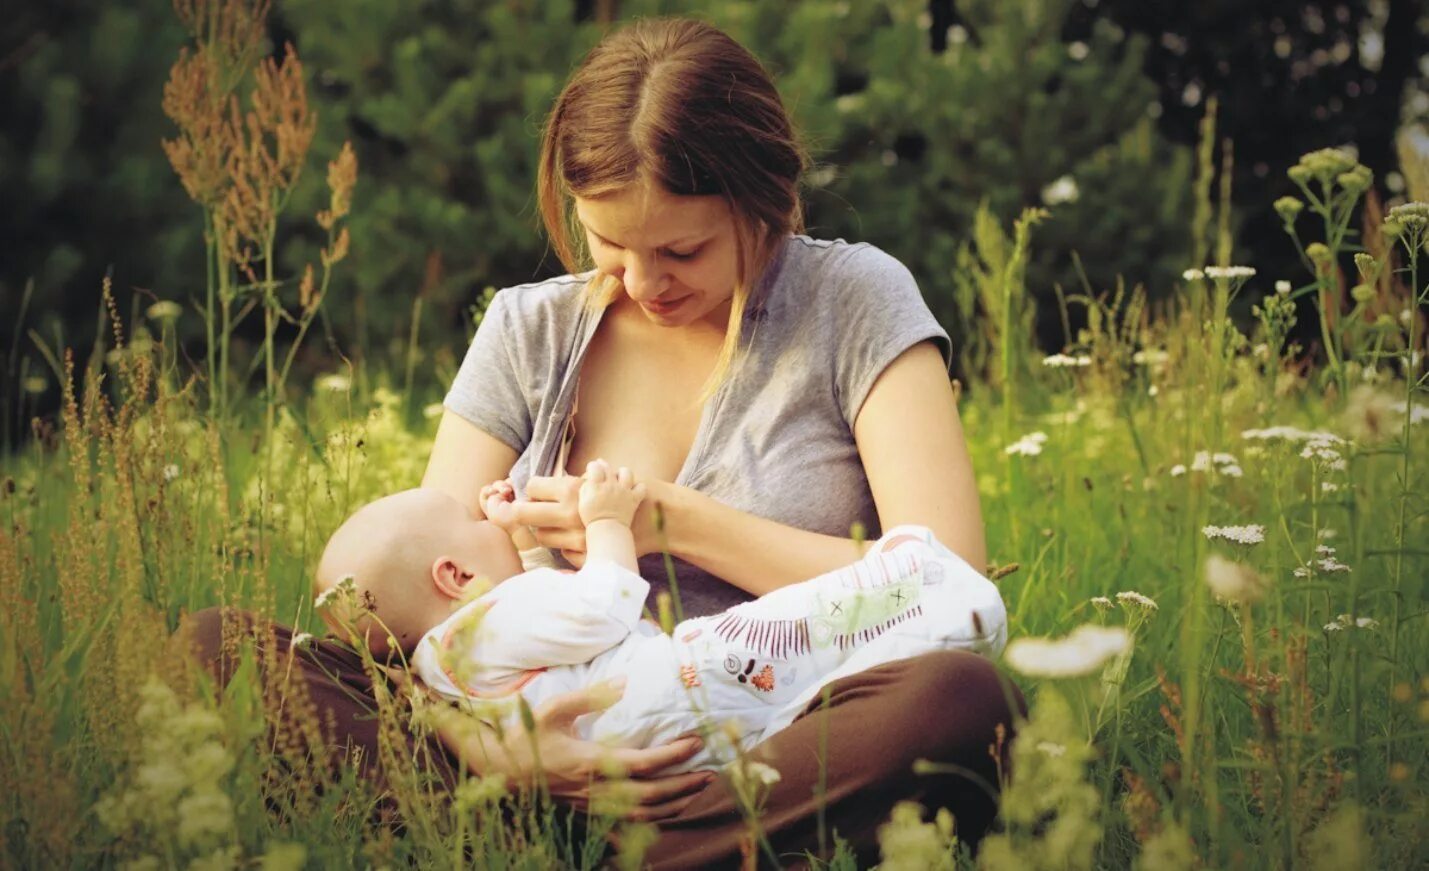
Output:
[{"xmin": 313, "ymin": 488, "xmax": 523, "ymax": 659}]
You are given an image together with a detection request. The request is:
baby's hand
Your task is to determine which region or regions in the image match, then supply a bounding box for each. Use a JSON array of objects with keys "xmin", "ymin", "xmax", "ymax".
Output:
[
  {"xmin": 577, "ymin": 460, "xmax": 646, "ymax": 528},
  {"xmin": 479, "ymin": 478, "xmax": 520, "ymax": 533}
]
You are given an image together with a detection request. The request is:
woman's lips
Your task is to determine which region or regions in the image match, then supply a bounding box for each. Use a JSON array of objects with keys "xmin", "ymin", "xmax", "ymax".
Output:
[{"xmin": 644, "ymin": 294, "xmax": 689, "ymax": 314}]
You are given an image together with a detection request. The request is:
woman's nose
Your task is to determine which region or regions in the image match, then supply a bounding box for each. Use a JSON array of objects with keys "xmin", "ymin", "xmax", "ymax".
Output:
[{"xmin": 620, "ymin": 254, "xmax": 670, "ymax": 301}]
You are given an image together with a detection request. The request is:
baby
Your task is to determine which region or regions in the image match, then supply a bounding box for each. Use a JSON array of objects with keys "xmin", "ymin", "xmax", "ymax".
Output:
[{"xmin": 313, "ymin": 460, "xmax": 1008, "ymax": 772}]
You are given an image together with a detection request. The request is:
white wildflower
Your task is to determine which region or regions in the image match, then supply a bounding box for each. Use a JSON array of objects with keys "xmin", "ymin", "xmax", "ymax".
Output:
[
  {"xmin": 1389, "ymin": 400, "xmax": 1429, "ymax": 425},
  {"xmin": 1317, "ymin": 557, "xmax": 1351, "ymax": 573},
  {"xmin": 1203, "ymin": 524, "xmax": 1266, "ymax": 545},
  {"xmin": 1321, "ymin": 481, "xmax": 1341, "ymax": 493},
  {"xmin": 1043, "ymin": 353, "xmax": 1091, "ymax": 368},
  {"xmin": 1219, "ymin": 464, "xmax": 1244, "ymax": 478},
  {"xmin": 1089, "ymin": 596, "xmax": 1113, "ymax": 612},
  {"xmin": 1004, "ymin": 624, "xmax": 1131, "ymax": 678},
  {"xmin": 1315, "ymin": 544, "xmax": 1336, "ymax": 557},
  {"xmin": 1182, "ymin": 268, "xmax": 1205, "ymax": 281},
  {"xmin": 1401, "ymin": 309, "xmax": 1413, "ymax": 326},
  {"xmin": 1204, "ymin": 265, "xmax": 1256, "ymax": 280},
  {"xmin": 1036, "ymin": 741, "xmax": 1067, "ymax": 757},
  {"xmin": 291, "ymin": 632, "xmax": 315, "ymax": 651},
  {"xmin": 1005, "ymin": 431, "xmax": 1049, "ymax": 456},
  {"xmin": 422, "ymin": 402, "xmax": 445, "ymax": 420},
  {"xmin": 1241, "ymin": 426, "xmax": 1344, "ymax": 443},
  {"xmin": 1212, "ymin": 452, "xmax": 1238, "ymax": 465},
  {"xmin": 162, "ymin": 464, "xmax": 181, "ymax": 482},
  {"xmin": 1132, "ymin": 348, "xmax": 1169, "ymax": 366},
  {"xmin": 146, "ymin": 300, "xmax": 183, "ymax": 322},
  {"xmin": 1116, "ymin": 591, "xmax": 1158, "ymax": 612},
  {"xmin": 1356, "ymin": 617, "xmax": 1379, "ymax": 629},
  {"xmin": 1169, "ymin": 464, "xmax": 1187, "ymax": 477},
  {"xmin": 1204, "ymin": 554, "xmax": 1267, "ymax": 603},
  {"xmin": 1276, "ymin": 280, "xmax": 1292, "ymax": 294},
  {"xmin": 1293, "ymin": 566, "xmax": 1312, "ymax": 579},
  {"xmin": 1042, "ymin": 175, "xmax": 1080, "ymax": 206},
  {"xmin": 1323, "ymin": 621, "xmax": 1343, "ymax": 632},
  {"xmin": 1148, "ymin": 385, "xmax": 1160, "ymax": 397},
  {"xmin": 317, "ymin": 373, "xmax": 352, "ymax": 392},
  {"xmin": 1318, "ymin": 528, "xmax": 1338, "ymax": 540}
]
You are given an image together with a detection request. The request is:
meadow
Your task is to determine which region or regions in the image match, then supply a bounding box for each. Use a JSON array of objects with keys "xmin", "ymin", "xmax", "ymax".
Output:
[{"xmin": 2, "ymin": 6, "xmax": 1427, "ymax": 869}]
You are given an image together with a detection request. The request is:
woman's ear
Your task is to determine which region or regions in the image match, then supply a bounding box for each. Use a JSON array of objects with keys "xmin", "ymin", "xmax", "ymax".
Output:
[{"xmin": 431, "ymin": 557, "xmax": 473, "ymax": 600}]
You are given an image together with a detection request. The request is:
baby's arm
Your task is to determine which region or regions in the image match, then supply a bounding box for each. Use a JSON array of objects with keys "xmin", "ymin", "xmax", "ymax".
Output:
[{"xmin": 577, "ymin": 460, "xmax": 645, "ymax": 574}]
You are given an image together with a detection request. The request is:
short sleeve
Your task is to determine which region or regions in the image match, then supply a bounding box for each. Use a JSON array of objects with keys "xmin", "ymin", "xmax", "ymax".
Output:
[
  {"xmin": 443, "ymin": 290, "xmax": 532, "ymax": 452},
  {"xmin": 832, "ymin": 245, "xmax": 952, "ymax": 426}
]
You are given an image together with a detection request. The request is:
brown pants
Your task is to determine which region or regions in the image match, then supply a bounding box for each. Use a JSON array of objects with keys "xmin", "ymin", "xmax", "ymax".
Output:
[{"xmin": 180, "ymin": 607, "xmax": 1023, "ymax": 869}]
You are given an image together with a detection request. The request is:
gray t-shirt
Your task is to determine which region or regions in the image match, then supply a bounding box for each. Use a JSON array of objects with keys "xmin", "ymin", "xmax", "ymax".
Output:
[{"xmin": 444, "ymin": 235, "xmax": 951, "ymax": 618}]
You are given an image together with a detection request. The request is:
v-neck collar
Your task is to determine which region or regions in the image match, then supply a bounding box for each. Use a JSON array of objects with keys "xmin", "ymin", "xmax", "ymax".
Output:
[{"xmin": 535, "ymin": 237, "xmax": 790, "ymax": 486}]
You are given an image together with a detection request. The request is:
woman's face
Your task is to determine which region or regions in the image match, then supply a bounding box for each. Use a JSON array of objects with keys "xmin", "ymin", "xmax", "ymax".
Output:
[{"xmin": 574, "ymin": 181, "xmax": 740, "ymax": 328}]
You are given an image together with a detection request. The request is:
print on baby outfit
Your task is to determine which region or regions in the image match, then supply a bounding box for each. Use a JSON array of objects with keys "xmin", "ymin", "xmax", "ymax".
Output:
[
  {"xmin": 679, "ymin": 664, "xmax": 702, "ymax": 688},
  {"xmin": 723, "ymin": 655, "xmax": 780, "ymax": 693}
]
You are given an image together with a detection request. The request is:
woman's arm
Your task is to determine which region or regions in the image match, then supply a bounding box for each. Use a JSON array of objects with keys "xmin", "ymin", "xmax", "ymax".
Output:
[
  {"xmin": 423, "ymin": 410, "xmax": 520, "ymax": 517},
  {"xmin": 517, "ymin": 342, "xmax": 987, "ymax": 595}
]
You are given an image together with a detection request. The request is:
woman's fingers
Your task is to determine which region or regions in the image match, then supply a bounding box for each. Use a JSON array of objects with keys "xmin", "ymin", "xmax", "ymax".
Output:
[
  {"xmin": 608, "ymin": 735, "xmax": 705, "ymax": 778},
  {"xmin": 524, "ymin": 475, "xmax": 581, "ymax": 503},
  {"xmin": 532, "ymin": 527, "xmax": 585, "ymax": 553},
  {"xmin": 624, "ymin": 789, "xmax": 710, "ymax": 823},
  {"xmin": 508, "ymin": 500, "xmax": 578, "ymax": 528}
]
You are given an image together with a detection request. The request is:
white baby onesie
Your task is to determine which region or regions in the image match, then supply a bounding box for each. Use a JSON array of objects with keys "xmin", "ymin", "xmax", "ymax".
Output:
[{"xmin": 410, "ymin": 525, "xmax": 1007, "ymax": 772}]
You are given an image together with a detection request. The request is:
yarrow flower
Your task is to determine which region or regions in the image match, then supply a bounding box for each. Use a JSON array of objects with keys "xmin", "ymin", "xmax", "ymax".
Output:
[
  {"xmin": 1389, "ymin": 400, "xmax": 1429, "ymax": 425},
  {"xmin": 1324, "ymin": 613, "xmax": 1379, "ymax": 632},
  {"xmin": 1042, "ymin": 175, "xmax": 1080, "ymax": 206},
  {"xmin": 1089, "ymin": 595, "xmax": 1113, "ymax": 612},
  {"xmin": 1204, "ymin": 554, "xmax": 1267, "ymax": 604},
  {"xmin": 1115, "ymin": 591, "xmax": 1158, "ymax": 612},
  {"xmin": 314, "ymin": 574, "xmax": 356, "ymax": 610},
  {"xmin": 317, "ymin": 373, "xmax": 353, "ymax": 392},
  {"xmin": 1182, "ymin": 268, "xmax": 1205, "ymax": 281},
  {"xmin": 1203, "ymin": 524, "xmax": 1266, "ymax": 546},
  {"xmin": 1204, "ymin": 265, "xmax": 1256, "ymax": 280},
  {"xmin": 1275, "ymin": 280, "xmax": 1292, "ymax": 294},
  {"xmin": 1005, "ymin": 431, "xmax": 1049, "ymax": 456},
  {"xmin": 1042, "ymin": 353, "xmax": 1092, "ymax": 368},
  {"xmin": 1300, "ymin": 438, "xmax": 1348, "ymax": 470},
  {"xmin": 1241, "ymin": 426, "xmax": 1344, "ymax": 444},
  {"xmin": 291, "ymin": 632, "xmax": 315, "ymax": 651},
  {"xmin": 1004, "ymin": 624, "xmax": 1131, "ymax": 678},
  {"xmin": 1132, "ymin": 348, "xmax": 1170, "ymax": 366}
]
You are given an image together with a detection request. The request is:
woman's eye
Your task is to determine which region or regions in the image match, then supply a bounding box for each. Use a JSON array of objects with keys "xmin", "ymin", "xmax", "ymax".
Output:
[{"xmin": 665, "ymin": 248, "xmax": 699, "ymax": 261}]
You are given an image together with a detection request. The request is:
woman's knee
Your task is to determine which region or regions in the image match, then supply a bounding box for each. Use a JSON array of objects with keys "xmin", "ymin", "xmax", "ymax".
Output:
[{"xmin": 887, "ymin": 650, "xmax": 1025, "ymax": 757}]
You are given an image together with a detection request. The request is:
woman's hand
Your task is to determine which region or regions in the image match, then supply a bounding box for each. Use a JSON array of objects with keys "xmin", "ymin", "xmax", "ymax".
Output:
[
  {"xmin": 513, "ymin": 474, "xmax": 666, "ymax": 565},
  {"xmin": 427, "ymin": 679, "xmax": 716, "ymax": 822}
]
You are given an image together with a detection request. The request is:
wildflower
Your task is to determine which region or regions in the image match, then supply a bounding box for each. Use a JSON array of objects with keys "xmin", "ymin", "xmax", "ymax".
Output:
[
  {"xmin": 1169, "ymin": 464, "xmax": 1187, "ymax": 477},
  {"xmin": 1204, "ymin": 554, "xmax": 1267, "ymax": 604},
  {"xmin": 1275, "ymin": 280, "xmax": 1292, "ymax": 294},
  {"xmin": 1317, "ymin": 556, "xmax": 1351, "ymax": 573},
  {"xmin": 1203, "ymin": 524, "xmax": 1265, "ymax": 545},
  {"xmin": 22, "ymin": 376, "xmax": 46, "ymax": 395},
  {"xmin": 1041, "ymin": 175, "xmax": 1079, "ymax": 206},
  {"xmin": 315, "ymin": 574, "xmax": 356, "ymax": 610},
  {"xmin": 1219, "ymin": 464, "xmax": 1244, "ymax": 477},
  {"xmin": 1116, "ymin": 591, "xmax": 1158, "ymax": 612},
  {"xmin": 422, "ymin": 402, "xmax": 445, "ymax": 419},
  {"xmin": 1005, "ymin": 432, "xmax": 1048, "ymax": 456},
  {"xmin": 1316, "ymin": 544, "xmax": 1336, "ymax": 557},
  {"xmin": 291, "ymin": 632, "xmax": 315, "ymax": 651},
  {"xmin": 877, "ymin": 801, "xmax": 956, "ymax": 871},
  {"xmin": 1300, "ymin": 438, "xmax": 1347, "ymax": 470},
  {"xmin": 1386, "ymin": 201, "xmax": 1429, "ymax": 231},
  {"xmin": 1182, "ymin": 268, "xmax": 1205, "ymax": 282},
  {"xmin": 1148, "ymin": 385, "xmax": 1159, "ymax": 397},
  {"xmin": 1389, "ymin": 400, "xmax": 1429, "ymax": 425},
  {"xmin": 1242, "ymin": 426, "xmax": 1344, "ymax": 443},
  {"xmin": 1132, "ymin": 348, "xmax": 1169, "ymax": 366},
  {"xmin": 1042, "ymin": 353, "xmax": 1091, "ymax": 368},
  {"xmin": 1401, "ymin": 309, "xmax": 1414, "ymax": 326},
  {"xmin": 1036, "ymin": 741, "xmax": 1067, "ymax": 757},
  {"xmin": 317, "ymin": 373, "xmax": 352, "ymax": 392},
  {"xmin": 1004, "ymin": 624, "xmax": 1131, "ymax": 678},
  {"xmin": 1212, "ymin": 451, "xmax": 1237, "ymax": 465},
  {"xmin": 146, "ymin": 300, "xmax": 183, "ymax": 322},
  {"xmin": 1323, "ymin": 620, "xmax": 1343, "ymax": 632},
  {"xmin": 1089, "ymin": 596, "xmax": 1113, "ymax": 612},
  {"xmin": 1204, "ymin": 265, "xmax": 1256, "ymax": 280},
  {"xmin": 1318, "ymin": 528, "xmax": 1338, "ymax": 540},
  {"xmin": 1273, "ymin": 196, "xmax": 1304, "ymax": 223},
  {"xmin": 1294, "ymin": 566, "xmax": 1312, "ymax": 579},
  {"xmin": 163, "ymin": 464, "xmax": 181, "ymax": 482}
]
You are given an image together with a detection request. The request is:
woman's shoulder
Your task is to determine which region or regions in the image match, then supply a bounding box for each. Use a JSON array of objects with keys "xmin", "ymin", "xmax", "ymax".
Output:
[
  {"xmin": 490, "ymin": 272, "xmax": 593, "ymax": 320},
  {"xmin": 776, "ymin": 235, "xmax": 919, "ymax": 303}
]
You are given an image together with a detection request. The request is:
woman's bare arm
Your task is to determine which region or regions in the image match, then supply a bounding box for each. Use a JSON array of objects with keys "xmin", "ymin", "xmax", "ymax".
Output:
[
  {"xmin": 422, "ymin": 410, "xmax": 520, "ymax": 517},
  {"xmin": 517, "ymin": 342, "xmax": 987, "ymax": 595}
]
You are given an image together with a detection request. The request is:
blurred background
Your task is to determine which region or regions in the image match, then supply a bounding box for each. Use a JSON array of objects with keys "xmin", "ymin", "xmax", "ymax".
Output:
[{"xmin": 2, "ymin": 0, "xmax": 1426, "ymax": 441}]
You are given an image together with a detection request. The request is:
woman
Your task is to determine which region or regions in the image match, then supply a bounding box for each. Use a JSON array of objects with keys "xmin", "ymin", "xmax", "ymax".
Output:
[
  {"xmin": 188, "ymin": 16, "xmax": 1021, "ymax": 869},
  {"xmin": 423, "ymin": 15, "xmax": 1020, "ymax": 864}
]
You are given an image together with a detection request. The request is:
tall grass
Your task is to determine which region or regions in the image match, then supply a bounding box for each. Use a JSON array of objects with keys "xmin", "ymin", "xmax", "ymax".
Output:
[{"xmin": 1, "ymin": 2, "xmax": 1426, "ymax": 867}]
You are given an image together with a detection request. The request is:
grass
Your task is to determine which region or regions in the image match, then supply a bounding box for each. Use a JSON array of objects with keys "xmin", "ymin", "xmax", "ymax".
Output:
[{"xmin": 1, "ymin": 6, "xmax": 1425, "ymax": 862}]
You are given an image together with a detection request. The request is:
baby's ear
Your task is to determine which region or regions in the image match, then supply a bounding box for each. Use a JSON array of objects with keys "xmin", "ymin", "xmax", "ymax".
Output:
[{"xmin": 431, "ymin": 557, "xmax": 470, "ymax": 599}]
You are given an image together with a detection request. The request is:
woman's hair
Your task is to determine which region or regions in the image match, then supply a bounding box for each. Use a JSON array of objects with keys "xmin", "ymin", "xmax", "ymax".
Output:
[{"xmin": 537, "ymin": 17, "xmax": 808, "ymax": 396}]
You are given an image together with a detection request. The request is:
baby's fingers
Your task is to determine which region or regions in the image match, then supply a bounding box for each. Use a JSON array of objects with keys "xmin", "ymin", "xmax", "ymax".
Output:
[{"xmin": 616, "ymin": 466, "xmax": 634, "ymax": 488}]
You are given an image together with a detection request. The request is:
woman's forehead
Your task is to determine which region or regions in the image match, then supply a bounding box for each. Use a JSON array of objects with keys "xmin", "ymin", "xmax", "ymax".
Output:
[{"xmin": 574, "ymin": 184, "xmax": 730, "ymax": 247}]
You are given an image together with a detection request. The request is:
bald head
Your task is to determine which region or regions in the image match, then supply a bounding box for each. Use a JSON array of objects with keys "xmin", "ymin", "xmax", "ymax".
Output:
[{"xmin": 315, "ymin": 488, "xmax": 522, "ymax": 657}]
